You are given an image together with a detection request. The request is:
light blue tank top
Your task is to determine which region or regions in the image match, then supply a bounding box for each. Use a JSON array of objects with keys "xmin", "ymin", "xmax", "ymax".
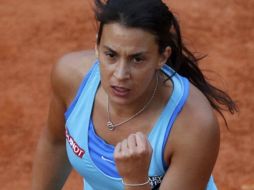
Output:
[{"xmin": 64, "ymin": 61, "xmax": 217, "ymax": 190}]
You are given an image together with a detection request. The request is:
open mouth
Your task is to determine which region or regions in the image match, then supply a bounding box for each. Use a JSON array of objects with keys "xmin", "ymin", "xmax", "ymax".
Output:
[{"xmin": 111, "ymin": 86, "xmax": 130, "ymax": 97}]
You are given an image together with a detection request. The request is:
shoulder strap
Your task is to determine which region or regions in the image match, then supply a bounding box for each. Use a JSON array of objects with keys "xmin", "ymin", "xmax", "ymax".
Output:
[
  {"xmin": 148, "ymin": 65, "xmax": 190, "ymax": 174},
  {"xmin": 65, "ymin": 61, "xmax": 99, "ymax": 120}
]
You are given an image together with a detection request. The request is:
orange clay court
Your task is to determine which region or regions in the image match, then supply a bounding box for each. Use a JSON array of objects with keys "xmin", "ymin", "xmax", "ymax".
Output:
[{"xmin": 0, "ymin": 0, "xmax": 253, "ymax": 189}]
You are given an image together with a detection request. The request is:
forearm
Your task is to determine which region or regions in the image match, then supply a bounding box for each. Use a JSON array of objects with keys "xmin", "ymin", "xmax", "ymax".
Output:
[{"xmin": 32, "ymin": 128, "xmax": 72, "ymax": 190}]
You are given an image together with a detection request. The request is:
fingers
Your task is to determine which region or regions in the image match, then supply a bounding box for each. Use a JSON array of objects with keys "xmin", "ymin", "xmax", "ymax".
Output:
[
  {"xmin": 114, "ymin": 132, "xmax": 152, "ymax": 155},
  {"xmin": 115, "ymin": 142, "xmax": 121, "ymax": 152},
  {"xmin": 127, "ymin": 134, "xmax": 137, "ymax": 150},
  {"xmin": 121, "ymin": 139, "xmax": 129, "ymax": 154},
  {"xmin": 135, "ymin": 132, "xmax": 146, "ymax": 150},
  {"xmin": 113, "ymin": 132, "xmax": 153, "ymax": 180}
]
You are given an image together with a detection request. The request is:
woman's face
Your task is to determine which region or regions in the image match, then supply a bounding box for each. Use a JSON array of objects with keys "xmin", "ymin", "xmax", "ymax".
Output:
[{"xmin": 97, "ymin": 23, "xmax": 170, "ymax": 106}]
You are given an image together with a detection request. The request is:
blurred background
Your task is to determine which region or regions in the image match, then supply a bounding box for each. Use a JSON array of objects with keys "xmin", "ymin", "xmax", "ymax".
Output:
[{"xmin": 0, "ymin": 0, "xmax": 253, "ymax": 189}]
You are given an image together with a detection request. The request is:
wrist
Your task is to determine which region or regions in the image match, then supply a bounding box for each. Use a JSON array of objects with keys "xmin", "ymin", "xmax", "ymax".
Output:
[
  {"xmin": 122, "ymin": 175, "xmax": 149, "ymax": 184},
  {"xmin": 122, "ymin": 177, "xmax": 151, "ymax": 190}
]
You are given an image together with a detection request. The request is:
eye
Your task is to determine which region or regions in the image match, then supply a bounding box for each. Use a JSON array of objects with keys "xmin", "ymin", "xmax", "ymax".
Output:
[
  {"xmin": 133, "ymin": 56, "xmax": 144, "ymax": 64},
  {"xmin": 104, "ymin": 51, "xmax": 116, "ymax": 59}
]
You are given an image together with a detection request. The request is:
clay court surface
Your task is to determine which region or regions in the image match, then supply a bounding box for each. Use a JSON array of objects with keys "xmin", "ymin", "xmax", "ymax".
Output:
[{"xmin": 0, "ymin": 0, "xmax": 253, "ymax": 189}]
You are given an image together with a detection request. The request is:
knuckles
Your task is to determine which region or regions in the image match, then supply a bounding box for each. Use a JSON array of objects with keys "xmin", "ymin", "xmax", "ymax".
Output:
[
  {"xmin": 114, "ymin": 146, "xmax": 151, "ymax": 161},
  {"xmin": 113, "ymin": 133, "xmax": 153, "ymax": 178},
  {"xmin": 114, "ymin": 132, "xmax": 153, "ymax": 162}
]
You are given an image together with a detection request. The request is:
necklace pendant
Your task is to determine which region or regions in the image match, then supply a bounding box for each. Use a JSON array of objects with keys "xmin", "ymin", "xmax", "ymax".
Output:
[{"xmin": 107, "ymin": 121, "xmax": 115, "ymax": 131}]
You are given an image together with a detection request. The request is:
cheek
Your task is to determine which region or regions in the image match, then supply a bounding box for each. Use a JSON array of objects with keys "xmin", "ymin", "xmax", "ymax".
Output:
[
  {"xmin": 99, "ymin": 63, "xmax": 114, "ymax": 89},
  {"xmin": 100, "ymin": 65, "xmax": 109, "ymax": 80}
]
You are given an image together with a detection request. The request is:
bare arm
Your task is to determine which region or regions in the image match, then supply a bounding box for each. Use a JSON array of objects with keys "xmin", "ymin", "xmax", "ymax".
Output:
[
  {"xmin": 32, "ymin": 58, "xmax": 73, "ymax": 190},
  {"xmin": 32, "ymin": 51, "xmax": 96, "ymax": 189},
  {"xmin": 31, "ymin": 96, "xmax": 72, "ymax": 190},
  {"xmin": 160, "ymin": 86, "xmax": 220, "ymax": 190}
]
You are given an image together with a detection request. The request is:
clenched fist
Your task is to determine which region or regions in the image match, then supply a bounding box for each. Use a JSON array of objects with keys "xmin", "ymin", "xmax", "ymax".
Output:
[{"xmin": 114, "ymin": 132, "xmax": 153, "ymax": 185}]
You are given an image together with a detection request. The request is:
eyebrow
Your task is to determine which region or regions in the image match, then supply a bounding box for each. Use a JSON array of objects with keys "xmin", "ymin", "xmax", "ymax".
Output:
[
  {"xmin": 103, "ymin": 45, "xmax": 117, "ymax": 54},
  {"xmin": 102, "ymin": 45, "xmax": 148, "ymax": 57}
]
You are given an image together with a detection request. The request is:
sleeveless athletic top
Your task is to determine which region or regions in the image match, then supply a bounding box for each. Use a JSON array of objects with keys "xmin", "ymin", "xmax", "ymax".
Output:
[{"xmin": 64, "ymin": 61, "xmax": 217, "ymax": 190}]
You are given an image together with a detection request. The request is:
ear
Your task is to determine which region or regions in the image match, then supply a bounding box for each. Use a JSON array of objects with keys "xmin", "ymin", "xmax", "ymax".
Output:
[{"xmin": 157, "ymin": 46, "xmax": 171, "ymax": 69}]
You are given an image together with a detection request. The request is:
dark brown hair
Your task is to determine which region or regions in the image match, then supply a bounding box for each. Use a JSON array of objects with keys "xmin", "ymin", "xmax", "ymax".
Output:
[{"xmin": 94, "ymin": 0, "xmax": 238, "ymax": 126}]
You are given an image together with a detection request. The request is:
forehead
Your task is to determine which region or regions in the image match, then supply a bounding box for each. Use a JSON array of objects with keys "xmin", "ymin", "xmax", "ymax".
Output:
[{"xmin": 99, "ymin": 23, "xmax": 158, "ymax": 53}]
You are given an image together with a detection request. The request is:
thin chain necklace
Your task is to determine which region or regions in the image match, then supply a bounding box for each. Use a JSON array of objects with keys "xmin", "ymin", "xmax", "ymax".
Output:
[{"xmin": 106, "ymin": 74, "xmax": 159, "ymax": 131}]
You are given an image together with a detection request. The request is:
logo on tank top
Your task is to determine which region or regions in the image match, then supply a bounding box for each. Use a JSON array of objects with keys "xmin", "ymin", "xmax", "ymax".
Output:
[
  {"xmin": 149, "ymin": 175, "xmax": 164, "ymax": 190},
  {"xmin": 65, "ymin": 129, "xmax": 85, "ymax": 158},
  {"xmin": 101, "ymin": 155, "xmax": 115, "ymax": 163}
]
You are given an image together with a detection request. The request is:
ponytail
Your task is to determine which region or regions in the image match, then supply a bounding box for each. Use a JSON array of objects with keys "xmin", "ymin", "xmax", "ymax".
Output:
[
  {"xmin": 166, "ymin": 14, "xmax": 238, "ymax": 126},
  {"xmin": 94, "ymin": 0, "xmax": 238, "ymax": 127}
]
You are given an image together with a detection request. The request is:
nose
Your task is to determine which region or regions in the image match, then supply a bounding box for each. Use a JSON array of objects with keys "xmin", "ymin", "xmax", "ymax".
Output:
[{"xmin": 113, "ymin": 60, "xmax": 130, "ymax": 80}]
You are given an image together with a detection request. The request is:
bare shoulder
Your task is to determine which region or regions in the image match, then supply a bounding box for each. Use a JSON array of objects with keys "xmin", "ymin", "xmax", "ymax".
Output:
[
  {"xmin": 175, "ymin": 83, "xmax": 219, "ymax": 139},
  {"xmin": 169, "ymin": 82, "xmax": 220, "ymax": 157},
  {"xmin": 51, "ymin": 50, "xmax": 97, "ymax": 106},
  {"xmin": 161, "ymin": 84, "xmax": 221, "ymax": 190}
]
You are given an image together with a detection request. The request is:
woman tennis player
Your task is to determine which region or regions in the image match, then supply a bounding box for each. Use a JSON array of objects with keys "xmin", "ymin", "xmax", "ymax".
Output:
[{"xmin": 32, "ymin": 0, "xmax": 237, "ymax": 189}]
